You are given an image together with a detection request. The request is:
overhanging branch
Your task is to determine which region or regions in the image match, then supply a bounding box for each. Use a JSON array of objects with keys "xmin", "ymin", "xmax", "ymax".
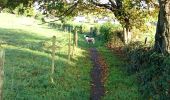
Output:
[
  {"xmin": 90, "ymin": 0, "xmax": 114, "ymax": 11},
  {"xmin": 109, "ymin": 0, "xmax": 117, "ymax": 8}
]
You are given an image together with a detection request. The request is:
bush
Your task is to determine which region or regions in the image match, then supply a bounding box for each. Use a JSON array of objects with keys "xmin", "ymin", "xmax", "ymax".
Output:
[
  {"xmin": 34, "ymin": 13, "xmax": 44, "ymax": 21},
  {"xmin": 138, "ymin": 53, "xmax": 170, "ymax": 99},
  {"xmin": 1, "ymin": 8, "xmax": 13, "ymax": 13},
  {"xmin": 13, "ymin": 3, "xmax": 24, "ymax": 15},
  {"xmin": 124, "ymin": 41, "xmax": 170, "ymax": 99},
  {"xmin": 124, "ymin": 41, "xmax": 152, "ymax": 73},
  {"xmin": 91, "ymin": 24, "xmax": 100, "ymax": 37},
  {"xmin": 80, "ymin": 24, "xmax": 91, "ymax": 34},
  {"xmin": 24, "ymin": 7, "xmax": 35, "ymax": 17},
  {"xmin": 99, "ymin": 22, "xmax": 123, "ymax": 47}
]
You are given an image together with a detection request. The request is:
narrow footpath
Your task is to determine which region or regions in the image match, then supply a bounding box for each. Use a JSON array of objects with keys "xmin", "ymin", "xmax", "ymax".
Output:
[{"xmin": 90, "ymin": 48, "xmax": 108, "ymax": 100}]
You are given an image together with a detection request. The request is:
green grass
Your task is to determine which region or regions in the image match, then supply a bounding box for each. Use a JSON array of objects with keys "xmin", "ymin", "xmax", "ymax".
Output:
[
  {"xmin": 0, "ymin": 13, "xmax": 142, "ymax": 100},
  {"xmin": 0, "ymin": 13, "xmax": 91, "ymax": 100},
  {"xmin": 97, "ymin": 47, "xmax": 141, "ymax": 100}
]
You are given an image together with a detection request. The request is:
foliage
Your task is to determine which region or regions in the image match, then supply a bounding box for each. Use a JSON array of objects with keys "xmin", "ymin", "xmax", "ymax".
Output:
[
  {"xmin": 1, "ymin": 0, "xmax": 35, "ymax": 17},
  {"xmin": 130, "ymin": 25, "xmax": 156, "ymax": 43},
  {"xmin": 138, "ymin": 53, "xmax": 170, "ymax": 99},
  {"xmin": 34, "ymin": 13, "xmax": 44, "ymax": 21},
  {"xmin": 13, "ymin": 3, "xmax": 25, "ymax": 15},
  {"xmin": 0, "ymin": 0, "xmax": 8, "ymax": 8},
  {"xmin": 99, "ymin": 22, "xmax": 123, "ymax": 47},
  {"xmin": 124, "ymin": 41, "xmax": 152, "ymax": 73},
  {"xmin": 124, "ymin": 41, "xmax": 170, "ymax": 99},
  {"xmin": 24, "ymin": 6, "xmax": 35, "ymax": 17},
  {"xmin": 12, "ymin": 3, "xmax": 35, "ymax": 16},
  {"xmin": 1, "ymin": 8, "xmax": 12, "ymax": 13}
]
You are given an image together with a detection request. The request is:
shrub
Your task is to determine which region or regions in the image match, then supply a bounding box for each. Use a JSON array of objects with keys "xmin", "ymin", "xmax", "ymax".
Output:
[
  {"xmin": 124, "ymin": 41, "xmax": 152, "ymax": 73},
  {"xmin": 13, "ymin": 3, "xmax": 24, "ymax": 15},
  {"xmin": 124, "ymin": 41, "xmax": 170, "ymax": 99},
  {"xmin": 1, "ymin": 8, "xmax": 12, "ymax": 13},
  {"xmin": 99, "ymin": 22, "xmax": 123, "ymax": 47},
  {"xmin": 34, "ymin": 13, "xmax": 44, "ymax": 21},
  {"xmin": 137, "ymin": 53, "xmax": 170, "ymax": 99},
  {"xmin": 24, "ymin": 7, "xmax": 35, "ymax": 17},
  {"xmin": 80, "ymin": 24, "xmax": 91, "ymax": 34},
  {"xmin": 91, "ymin": 24, "xmax": 100, "ymax": 37}
]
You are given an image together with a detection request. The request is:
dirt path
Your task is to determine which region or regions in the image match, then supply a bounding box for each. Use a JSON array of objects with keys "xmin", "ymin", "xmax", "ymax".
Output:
[{"xmin": 90, "ymin": 48, "xmax": 108, "ymax": 100}]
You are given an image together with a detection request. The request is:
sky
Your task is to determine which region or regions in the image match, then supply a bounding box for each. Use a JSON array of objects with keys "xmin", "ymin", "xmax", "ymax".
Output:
[{"xmin": 100, "ymin": 0, "xmax": 109, "ymax": 4}]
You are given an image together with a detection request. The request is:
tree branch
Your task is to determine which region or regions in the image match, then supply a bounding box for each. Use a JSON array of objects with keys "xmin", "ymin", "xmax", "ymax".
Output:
[
  {"xmin": 109, "ymin": 0, "xmax": 117, "ymax": 8},
  {"xmin": 39, "ymin": 1, "xmax": 79, "ymax": 24},
  {"xmin": 90, "ymin": 0, "xmax": 114, "ymax": 11}
]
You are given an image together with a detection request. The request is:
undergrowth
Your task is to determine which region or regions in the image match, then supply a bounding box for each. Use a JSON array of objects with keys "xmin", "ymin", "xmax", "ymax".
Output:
[{"xmin": 124, "ymin": 41, "xmax": 170, "ymax": 99}]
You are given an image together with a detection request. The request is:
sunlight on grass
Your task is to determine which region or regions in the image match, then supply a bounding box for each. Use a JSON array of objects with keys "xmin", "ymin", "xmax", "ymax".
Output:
[{"xmin": 0, "ymin": 13, "xmax": 91, "ymax": 99}]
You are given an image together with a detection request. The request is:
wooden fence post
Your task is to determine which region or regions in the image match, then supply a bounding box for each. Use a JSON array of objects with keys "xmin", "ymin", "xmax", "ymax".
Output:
[
  {"xmin": 72, "ymin": 28, "xmax": 78, "ymax": 57},
  {"xmin": 43, "ymin": 36, "xmax": 59, "ymax": 83},
  {"xmin": 75, "ymin": 29, "xmax": 78, "ymax": 48},
  {"xmin": 0, "ymin": 47, "xmax": 5, "ymax": 100},
  {"xmin": 51, "ymin": 36, "xmax": 56, "ymax": 83},
  {"xmin": 68, "ymin": 28, "xmax": 72, "ymax": 61}
]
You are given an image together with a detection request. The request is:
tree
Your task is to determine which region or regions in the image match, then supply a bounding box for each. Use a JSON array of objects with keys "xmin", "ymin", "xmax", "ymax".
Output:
[
  {"xmin": 154, "ymin": 0, "xmax": 170, "ymax": 54},
  {"xmin": 1, "ymin": 0, "xmax": 35, "ymax": 16},
  {"xmin": 37, "ymin": 0, "xmax": 150, "ymax": 44},
  {"xmin": 0, "ymin": 0, "xmax": 8, "ymax": 12}
]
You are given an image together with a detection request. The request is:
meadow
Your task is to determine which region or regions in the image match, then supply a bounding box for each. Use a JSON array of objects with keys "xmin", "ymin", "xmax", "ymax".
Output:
[
  {"xmin": 0, "ymin": 13, "xmax": 142, "ymax": 100},
  {"xmin": 0, "ymin": 13, "xmax": 92, "ymax": 100}
]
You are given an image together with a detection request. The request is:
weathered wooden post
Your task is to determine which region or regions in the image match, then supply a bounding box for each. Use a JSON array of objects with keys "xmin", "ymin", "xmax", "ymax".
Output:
[
  {"xmin": 75, "ymin": 28, "xmax": 78, "ymax": 48},
  {"xmin": 44, "ymin": 36, "xmax": 59, "ymax": 83},
  {"xmin": 72, "ymin": 27, "xmax": 78, "ymax": 56},
  {"xmin": 0, "ymin": 45, "xmax": 5, "ymax": 100},
  {"xmin": 51, "ymin": 36, "xmax": 56, "ymax": 83},
  {"xmin": 68, "ymin": 28, "xmax": 72, "ymax": 61}
]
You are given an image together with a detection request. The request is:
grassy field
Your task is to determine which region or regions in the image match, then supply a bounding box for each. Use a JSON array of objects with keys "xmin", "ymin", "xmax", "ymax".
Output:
[
  {"xmin": 0, "ymin": 13, "xmax": 91, "ymax": 100},
  {"xmin": 0, "ymin": 13, "xmax": 142, "ymax": 100}
]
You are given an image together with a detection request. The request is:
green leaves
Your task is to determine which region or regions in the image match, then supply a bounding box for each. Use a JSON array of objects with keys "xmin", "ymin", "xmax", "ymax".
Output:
[
  {"xmin": 124, "ymin": 41, "xmax": 170, "ymax": 99},
  {"xmin": 0, "ymin": 0, "xmax": 7, "ymax": 6}
]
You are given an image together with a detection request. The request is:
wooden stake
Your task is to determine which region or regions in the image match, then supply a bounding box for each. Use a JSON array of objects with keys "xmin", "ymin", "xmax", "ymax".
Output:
[
  {"xmin": 68, "ymin": 29, "xmax": 71, "ymax": 61},
  {"xmin": 72, "ymin": 28, "xmax": 78, "ymax": 57},
  {"xmin": 44, "ymin": 36, "xmax": 59, "ymax": 83},
  {"xmin": 75, "ymin": 29, "xmax": 78, "ymax": 48},
  {"xmin": 51, "ymin": 36, "xmax": 56, "ymax": 83},
  {"xmin": 0, "ymin": 48, "xmax": 5, "ymax": 100}
]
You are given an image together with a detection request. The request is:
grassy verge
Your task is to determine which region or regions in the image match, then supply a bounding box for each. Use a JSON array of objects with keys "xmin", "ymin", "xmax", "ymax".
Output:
[
  {"xmin": 0, "ymin": 13, "xmax": 91, "ymax": 99},
  {"xmin": 97, "ymin": 47, "xmax": 141, "ymax": 100}
]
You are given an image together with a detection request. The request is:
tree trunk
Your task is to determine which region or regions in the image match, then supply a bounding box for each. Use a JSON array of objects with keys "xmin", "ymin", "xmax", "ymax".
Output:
[
  {"xmin": 123, "ymin": 27, "xmax": 131, "ymax": 44},
  {"xmin": 123, "ymin": 28, "xmax": 128, "ymax": 44},
  {"xmin": 154, "ymin": 0, "xmax": 170, "ymax": 54}
]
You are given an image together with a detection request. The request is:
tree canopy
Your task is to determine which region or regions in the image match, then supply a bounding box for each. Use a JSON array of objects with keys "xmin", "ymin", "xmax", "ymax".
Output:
[{"xmin": 3, "ymin": 0, "xmax": 170, "ymax": 53}]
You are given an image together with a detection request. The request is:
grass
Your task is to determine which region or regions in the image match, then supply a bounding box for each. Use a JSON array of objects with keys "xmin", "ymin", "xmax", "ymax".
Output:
[
  {"xmin": 96, "ymin": 47, "xmax": 142, "ymax": 100},
  {"xmin": 0, "ymin": 13, "xmax": 91, "ymax": 100},
  {"xmin": 0, "ymin": 13, "xmax": 142, "ymax": 100}
]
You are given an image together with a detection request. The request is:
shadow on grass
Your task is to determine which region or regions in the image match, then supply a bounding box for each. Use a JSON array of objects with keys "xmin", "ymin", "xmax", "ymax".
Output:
[
  {"xmin": 0, "ymin": 28, "xmax": 48, "ymax": 51},
  {"xmin": 1, "ymin": 26, "xmax": 92, "ymax": 99},
  {"xmin": 3, "ymin": 44, "xmax": 91, "ymax": 99}
]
